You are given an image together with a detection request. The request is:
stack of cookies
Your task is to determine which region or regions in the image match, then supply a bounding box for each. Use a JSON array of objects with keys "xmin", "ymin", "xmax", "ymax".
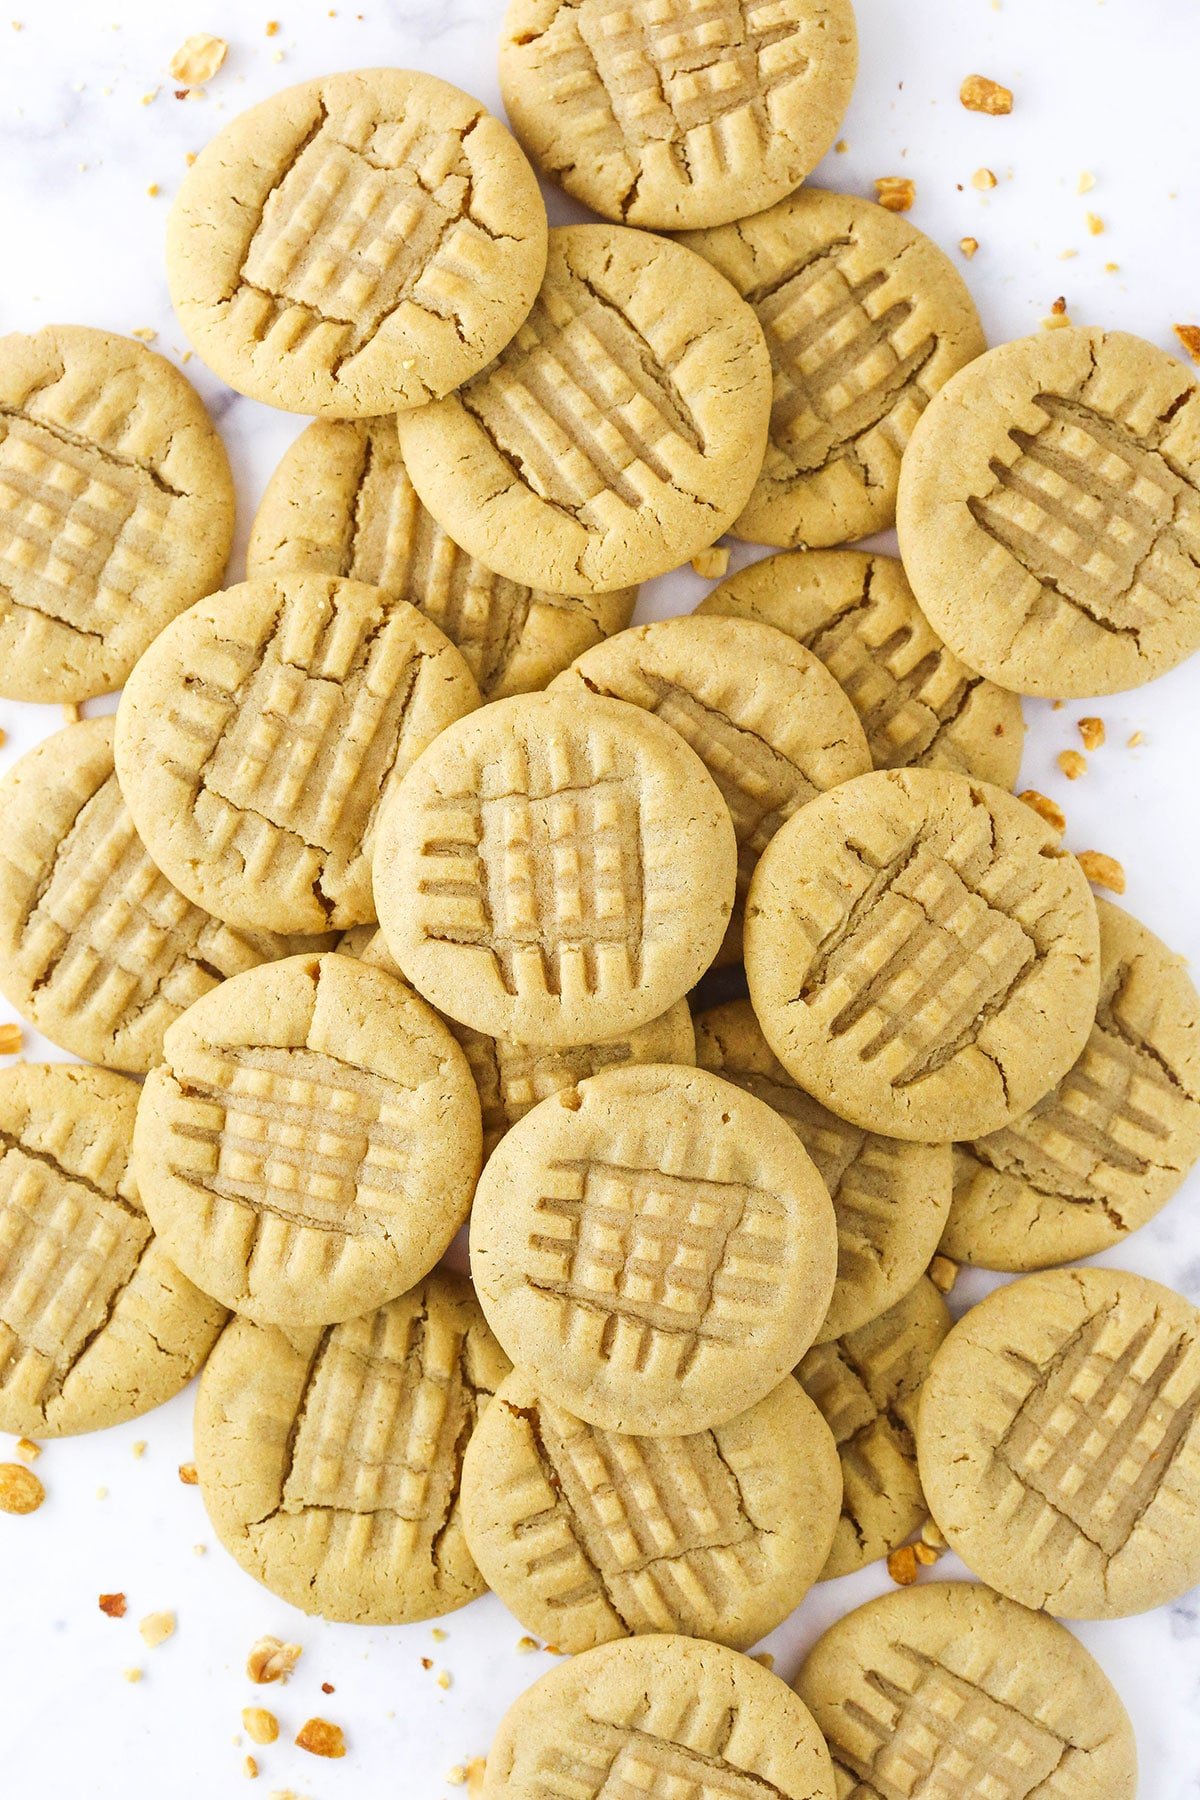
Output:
[{"xmin": 3, "ymin": 5, "xmax": 1200, "ymax": 1795}]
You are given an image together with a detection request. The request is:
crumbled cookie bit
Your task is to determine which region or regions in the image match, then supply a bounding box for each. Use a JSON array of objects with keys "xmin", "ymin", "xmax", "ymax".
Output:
[
  {"xmin": 834, "ymin": 138, "xmax": 848, "ymax": 153},
  {"xmin": 1077, "ymin": 850, "xmax": 1126, "ymax": 894},
  {"xmin": 99, "ymin": 1592, "xmax": 127, "ymax": 1618},
  {"xmin": 123, "ymin": 1667, "xmax": 143, "ymax": 1684},
  {"xmin": 875, "ymin": 176, "xmax": 915, "ymax": 213},
  {"xmin": 959, "ymin": 236, "xmax": 979, "ymax": 259},
  {"xmin": 913, "ymin": 1541, "xmax": 941, "ymax": 1566},
  {"xmin": 1127, "ymin": 730, "xmax": 1145, "ymax": 748},
  {"xmin": 436, "ymin": 1670, "xmax": 452, "ymax": 1691},
  {"xmin": 1, "ymin": 1022, "xmax": 25, "ymax": 1058},
  {"xmin": 131, "ymin": 1440, "xmax": 147, "ymax": 1459},
  {"xmin": 184, "ymin": 150, "xmax": 197, "ymax": 166},
  {"xmin": 130, "ymin": 328, "xmax": 157, "ymax": 343},
  {"xmin": 1085, "ymin": 212, "xmax": 1104, "ymax": 235},
  {"xmin": 1057, "ymin": 749, "xmax": 1087, "ymax": 780},
  {"xmin": 1059, "ymin": 249, "xmax": 1078, "ymax": 261},
  {"xmin": 1174, "ymin": 324, "xmax": 1200, "ymax": 363},
  {"xmin": 515, "ymin": 1636, "xmax": 539, "ymax": 1654},
  {"xmin": 1019, "ymin": 789, "xmax": 1066, "ymax": 834},
  {"xmin": 887, "ymin": 1545, "xmax": 920, "ymax": 1585},
  {"xmin": 1104, "ymin": 261, "xmax": 1120, "ymax": 274},
  {"xmin": 1078, "ymin": 716, "xmax": 1105, "ymax": 751},
  {"xmin": 14, "ymin": 1438, "xmax": 39, "ymax": 1463},
  {"xmin": 960, "ymin": 74, "xmax": 1013, "ymax": 115},
  {"xmin": 447, "ymin": 1769, "xmax": 468, "ymax": 1789},
  {"xmin": 247, "ymin": 1637, "xmax": 302, "ymax": 1684},
  {"xmin": 178, "ymin": 1462, "xmax": 198, "ymax": 1485},
  {"xmin": 466, "ymin": 1759, "xmax": 487, "ymax": 1796},
  {"xmin": 244, "ymin": 1757, "xmax": 259, "ymax": 1780},
  {"xmin": 193, "ymin": 1543, "xmax": 207, "ymax": 1555},
  {"xmin": 0, "ymin": 1462, "xmax": 43, "ymax": 1512},
  {"xmin": 690, "ymin": 545, "xmax": 730, "ymax": 580},
  {"xmin": 146, "ymin": 183, "xmax": 160, "ymax": 198},
  {"xmin": 928, "ymin": 1254, "xmax": 959, "ymax": 1294},
  {"xmin": 243, "ymin": 1708, "xmax": 279, "ymax": 1746},
  {"xmin": 140, "ymin": 89, "xmax": 159, "ymax": 105},
  {"xmin": 139, "ymin": 1611, "xmax": 175, "ymax": 1648},
  {"xmin": 971, "ymin": 167, "xmax": 998, "ymax": 190},
  {"xmin": 169, "ymin": 32, "xmax": 228, "ymax": 85},
  {"xmin": 295, "ymin": 1718, "xmax": 346, "ymax": 1760},
  {"xmin": 1078, "ymin": 170, "xmax": 1096, "ymax": 193}
]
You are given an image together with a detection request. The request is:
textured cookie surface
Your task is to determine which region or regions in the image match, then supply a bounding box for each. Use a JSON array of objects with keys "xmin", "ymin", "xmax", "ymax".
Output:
[
  {"xmin": 917, "ymin": 1267, "xmax": 1200, "ymax": 1617},
  {"xmin": 484, "ymin": 1633, "xmax": 837, "ymax": 1800},
  {"xmin": 797, "ymin": 1582, "xmax": 1138, "ymax": 1798},
  {"xmin": 196, "ymin": 1270, "xmax": 509, "ymax": 1622},
  {"xmin": 247, "ymin": 416, "xmax": 637, "ymax": 700},
  {"xmin": 796, "ymin": 1277, "xmax": 950, "ymax": 1578},
  {"xmin": 681, "ymin": 188, "xmax": 985, "ymax": 546},
  {"xmin": 462, "ymin": 1369, "xmax": 840, "ymax": 1651},
  {"xmin": 372, "ymin": 691, "xmax": 736, "ymax": 1046},
  {"xmin": 745, "ymin": 768, "xmax": 1101, "ymax": 1142},
  {"xmin": 470, "ymin": 1064, "xmax": 838, "ymax": 1436},
  {"xmin": 133, "ymin": 953, "xmax": 482, "ymax": 1327},
  {"xmin": 0, "ymin": 720, "xmax": 329, "ymax": 1074},
  {"xmin": 699, "ymin": 549, "xmax": 1024, "ymax": 788},
  {"xmin": 166, "ymin": 69, "xmax": 547, "ymax": 415},
  {"xmin": 115, "ymin": 573, "xmax": 480, "ymax": 935},
  {"xmin": 499, "ymin": 0, "xmax": 857, "ymax": 231},
  {"xmin": 697, "ymin": 1002, "xmax": 951, "ymax": 1341},
  {"xmin": 0, "ymin": 1063, "xmax": 225, "ymax": 1437},
  {"xmin": 897, "ymin": 326, "xmax": 1200, "ymax": 696},
  {"xmin": 0, "ymin": 324, "xmax": 233, "ymax": 701},
  {"xmin": 944, "ymin": 900, "xmax": 1200, "ymax": 1269},
  {"xmin": 396, "ymin": 224, "xmax": 772, "ymax": 595}
]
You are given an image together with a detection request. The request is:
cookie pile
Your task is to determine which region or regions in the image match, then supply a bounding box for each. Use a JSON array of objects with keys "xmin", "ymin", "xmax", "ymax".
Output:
[{"xmin": 2, "ymin": 3, "xmax": 1199, "ymax": 1794}]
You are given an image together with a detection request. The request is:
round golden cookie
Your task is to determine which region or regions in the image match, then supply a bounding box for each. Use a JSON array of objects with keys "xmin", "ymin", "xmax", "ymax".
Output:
[
  {"xmin": 797, "ymin": 1582, "xmax": 1138, "ymax": 1798},
  {"xmin": 498, "ymin": 0, "xmax": 857, "ymax": 232},
  {"xmin": 698, "ymin": 550, "xmax": 1025, "ymax": 788},
  {"xmin": 195, "ymin": 1269, "xmax": 510, "ymax": 1623},
  {"xmin": 246, "ymin": 416, "xmax": 638, "ymax": 700},
  {"xmin": 115, "ymin": 572, "xmax": 480, "ymax": 935},
  {"xmin": 372, "ymin": 691, "xmax": 736, "ymax": 1047},
  {"xmin": 132, "ymin": 952, "xmax": 482, "ymax": 1327},
  {"xmin": 483, "ymin": 1633, "xmax": 837, "ymax": 1800},
  {"xmin": 917, "ymin": 1267, "xmax": 1200, "ymax": 1618},
  {"xmin": 943, "ymin": 900, "xmax": 1200, "ymax": 1270},
  {"xmin": 745, "ymin": 768, "xmax": 1102, "ymax": 1142},
  {"xmin": 461, "ymin": 1369, "xmax": 840, "ymax": 1652},
  {"xmin": 0, "ymin": 720, "xmax": 330, "ymax": 1075},
  {"xmin": 469, "ymin": 1064, "xmax": 838, "ymax": 1436},
  {"xmin": 796, "ymin": 1276, "xmax": 951, "ymax": 1579},
  {"xmin": 166, "ymin": 70, "xmax": 547, "ymax": 417},
  {"xmin": 395, "ymin": 224, "xmax": 773, "ymax": 596},
  {"xmin": 897, "ymin": 325, "xmax": 1200, "ymax": 696},
  {"xmin": 680, "ymin": 189, "xmax": 986, "ymax": 547},
  {"xmin": 0, "ymin": 324, "xmax": 234, "ymax": 702},
  {"xmin": 0, "ymin": 1063, "xmax": 226, "ymax": 1437},
  {"xmin": 696, "ymin": 1001, "xmax": 952, "ymax": 1341}
]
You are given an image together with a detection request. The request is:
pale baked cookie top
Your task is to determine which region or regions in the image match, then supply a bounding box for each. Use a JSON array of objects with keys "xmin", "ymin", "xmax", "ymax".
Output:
[
  {"xmin": 797, "ymin": 1582, "xmax": 1138, "ymax": 1797},
  {"xmin": 483, "ymin": 1632, "xmax": 836, "ymax": 1800},
  {"xmin": 133, "ymin": 953, "xmax": 482, "ymax": 1327},
  {"xmin": 115, "ymin": 573, "xmax": 480, "ymax": 936},
  {"xmin": 499, "ymin": 0, "xmax": 857, "ymax": 231},
  {"xmin": 745, "ymin": 768, "xmax": 1101, "ymax": 1142},
  {"xmin": 0, "ymin": 324, "xmax": 233, "ymax": 702},
  {"xmin": 196, "ymin": 1270, "xmax": 510, "ymax": 1624},
  {"xmin": 0, "ymin": 1063, "xmax": 226, "ymax": 1438},
  {"xmin": 943, "ymin": 899, "xmax": 1200, "ymax": 1270},
  {"xmin": 395, "ymin": 225, "xmax": 772, "ymax": 596},
  {"xmin": 897, "ymin": 326, "xmax": 1200, "ymax": 697},
  {"xmin": 917, "ymin": 1267, "xmax": 1200, "ymax": 1619},
  {"xmin": 247, "ymin": 416, "xmax": 638, "ymax": 700},
  {"xmin": 372, "ymin": 692, "xmax": 736, "ymax": 1047},
  {"xmin": 681, "ymin": 188, "xmax": 984, "ymax": 547},
  {"xmin": 166, "ymin": 69, "xmax": 547, "ymax": 416},
  {"xmin": 698, "ymin": 549, "xmax": 1025, "ymax": 788},
  {"xmin": 469, "ymin": 1064, "xmax": 838, "ymax": 1437},
  {"xmin": 461, "ymin": 1369, "xmax": 840, "ymax": 1653}
]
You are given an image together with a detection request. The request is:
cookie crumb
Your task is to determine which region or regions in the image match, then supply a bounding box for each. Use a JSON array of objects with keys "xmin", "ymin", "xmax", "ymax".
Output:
[
  {"xmin": 960, "ymin": 74, "xmax": 1012, "ymax": 114},
  {"xmin": 247, "ymin": 1637, "xmax": 302, "ymax": 1685},
  {"xmin": 244, "ymin": 1757, "xmax": 258, "ymax": 1781},
  {"xmin": 131, "ymin": 1440, "xmax": 147, "ymax": 1459},
  {"xmin": 875, "ymin": 176, "xmax": 915, "ymax": 212},
  {"xmin": 169, "ymin": 33, "xmax": 227, "ymax": 85},
  {"xmin": 139, "ymin": 1610, "xmax": 175, "ymax": 1648},
  {"xmin": 928, "ymin": 1254, "xmax": 959, "ymax": 1294},
  {"xmin": 466, "ymin": 1758, "xmax": 487, "ymax": 1796},
  {"xmin": 146, "ymin": 182, "xmax": 160, "ymax": 198},
  {"xmin": 1127, "ymin": 730, "xmax": 1145, "ymax": 748},
  {"xmin": 99, "ymin": 1592, "xmax": 127, "ymax": 1618},
  {"xmin": 1019, "ymin": 789, "xmax": 1066, "ymax": 834},
  {"xmin": 243, "ymin": 1707, "xmax": 279, "ymax": 1746},
  {"xmin": 515, "ymin": 1636, "xmax": 539, "ymax": 1654},
  {"xmin": 1057, "ymin": 749, "xmax": 1087, "ymax": 780},
  {"xmin": 447, "ymin": 1769, "xmax": 468, "ymax": 1789},
  {"xmin": 295, "ymin": 1718, "xmax": 346, "ymax": 1760},
  {"xmin": 130, "ymin": 328, "xmax": 157, "ymax": 343},
  {"xmin": 971, "ymin": 167, "xmax": 997, "ymax": 190},
  {"xmin": 690, "ymin": 545, "xmax": 730, "ymax": 579},
  {"xmin": 1078, "ymin": 171, "xmax": 1095, "ymax": 193},
  {"xmin": 1174, "ymin": 324, "xmax": 1200, "ymax": 363},
  {"xmin": 958, "ymin": 236, "xmax": 979, "ymax": 259},
  {"xmin": 123, "ymin": 1667, "xmax": 143, "ymax": 1684},
  {"xmin": 1078, "ymin": 716, "xmax": 1105, "ymax": 751},
  {"xmin": 178, "ymin": 1462, "xmax": 198, "ymax": 1485},
  {"xmin": 1085, "ymin": 212, "xmax": 1104, "ymax": 235},
  {"xmin": 887, "ymin": 1545, "xmax": 919, "ymax": 1585},
  {"xmin": 834, "ymin": 138, "xmax": 848, "ymax": 153},
  {"xmin": 0, "ymin": 1462, "xmax": 43, "ymax": 1513},
  {"xmin": 193, "ymin": 1543, "xmax": 207, "ymax": 1555},
  {"xmin": 0, "ymin": 1024, "xmax": 22, "ymax": 1056},
  {"xmin": 1077, "ymin": 850, "xmax": 1126, "ymax": 894}
]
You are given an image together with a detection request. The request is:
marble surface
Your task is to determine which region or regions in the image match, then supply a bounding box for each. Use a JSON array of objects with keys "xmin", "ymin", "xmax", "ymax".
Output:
[{"xmin": 3, "ymin": 1, "xmax": 1200, "ymax": 1795}]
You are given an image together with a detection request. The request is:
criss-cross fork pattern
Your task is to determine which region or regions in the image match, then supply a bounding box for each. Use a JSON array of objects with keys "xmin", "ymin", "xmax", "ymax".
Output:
[{"xmin": 533, "ymin": 1708, "xmax": 777, "ymax": 1800}]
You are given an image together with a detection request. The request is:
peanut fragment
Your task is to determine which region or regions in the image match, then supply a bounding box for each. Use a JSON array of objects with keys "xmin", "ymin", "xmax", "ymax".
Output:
[
  {"xmin": 971, "ymin": 167, "xmax": 997, "ymax": 190},
  {"xmin": 243, "ymin": 1708, "xmax": 279, "ymax": 1746},
  {"xmin": 0, "ymin": 1023, "xmax": 23, "ymax": 1056},
  {"xmin": 913, "ymin": 1541, "xmax": 941, "ymax": 1566},
  {"xmin": 515, "ymin": 1635, "xmax": 539, "ymax": 1653},
  {"xmin": 960, "ymin": 74, "xmax": 1013, "ymax": 115},
  {"xmin": 1078, "ymin": 716, "xmax": 1105, "ymax": 751},
  {"xmin": 875, "ymin": 176, "xmax": 915, "ymax": 213},
  {"xmin": 1077, "ymin": 850, "xmax": 1126, "ymax": 894},
  {"xmin": 0, "ymin": 1462, "xmax": 43, "ymax": 1513},
  {"xmin": 920, "ymin": 1517, "xmax": 948, "ymax": 1550},
  {"xmin": 99, "ymin": 1593, "xmax": 127, "ymax": 1618},
  {"xmin": 244, "ymin": 1757, "xmax": 258, "ymax": 1780},
  {"xmin": 139, "ymin": 1610, "xmax": 175, "ymax": 1648},
  {"xmin": 1175, "ymin": 324, "xmax": 1200, "ymax": 363},
  {"xmin": 691, "ymin": 545, "xmax": 730, "ymax": 580},
  {"xmin": 168, "ymin": 32, "xmax": 227, "ymax": 85},
  {"xmin": 178, "ymin": 1462, "xmax": 198, "ymax": 1485},
  {"xmin": 928, "ymin": 1254, "xmax": 959, "ymax": 1294},
  {"xmin": 959, "ymin": 236, "xmax": 979, "ymax": 259},
  {"xmin": 1086, "ymin": 212, "xmax": 1104, "ymax": 235},
  {"xmin": 247, "ymin": 1636, "xmax": 302, "ymax": 1684},
  {"xmin": 1057, "ymin": 749, "xmax": 1087, "ymax": 780},
  {"xmin": 1019, "ymin": 790, "xmax": 1065, "ymax": 835},
  {"xmin": 1127, "ymin": 731, "xmax": 1145, "ymax": 748},
  {"xmin": 14, "ymin": 1438, "xmax": 40, "ymax": 1463},
  {"xmin": 295, "ymin": 1717, "xmax": 346, "ymax": 1759},
  {"xmin": 887, "ymin": 1545, "xmax": 919, "ymax": 1585}
]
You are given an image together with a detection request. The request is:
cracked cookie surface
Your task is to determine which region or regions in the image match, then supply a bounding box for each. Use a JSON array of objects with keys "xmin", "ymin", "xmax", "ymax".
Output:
[
  {"xmin": 0, "ymin": 1063, "xmax": 226, "ymax": 1437},
  {"xmin": 166, "ymin": 69, "xmax": 547, "ymax": 416},
  {"xmin": 0, "ymin": 323, "xmax": 234, "ymax": 702},
  {"xmin": 897, "ymin": 326, "xmax": 1200, "ymax": 696},
  {"xmin": 195, "ymin": 1269, "xmax": 509, "ymax": 1622},
  {"xmin": 745, "ymin": 767, "xmax": 1101, "ymax": 1142},
  {"xmin": 395, "ymin": 224, "xmax": 773, "ymax": 595}
]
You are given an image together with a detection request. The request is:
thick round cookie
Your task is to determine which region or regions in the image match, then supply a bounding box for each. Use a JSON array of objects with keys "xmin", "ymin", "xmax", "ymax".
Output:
[
  {"xmin": 943, "ymin": 900, "xmax": 1200, "ymax": 1270},
  {"xmin": 797, "ymin": 1277, "xmax": 951, "ymax": 1579},
  {"xmin": 917, "ymin": 1267, "xmax": 1200, "ymax": 1617},
  {"xmin": 115, "ymin": 573, "xmax": 480, "ymax": 935},
  {"xmin": 195, "ymin": 1270, "xmax": 510, "ymax": 1623},
  {"xmin": 499, "ymin": 0, "xmax": 857, "ymax": 232},
  {"xmin": 897, "ymin": 326, "xmax": 1200, "ymax": 696},
  {"xmin": 132, "ymin": 953, "xmax": 482, "ymax": 1327},
  {"xmin": 246, "ymin": 416, "xmax": 638, "ymax": 700},
  {"xmin": 697, "ymin": 1002, "xmax": 951, "ymax": 1341},
  {"xmin": 0, "ymin": 720, "xmax": 330, "ymax": 1074},
  {"xmin": 166, "ymin": 70, "xmax": 547, "ymax": 416},
  {"xmin": 462, "ymin": 1369, "xmax": 840, "ymax": 1651},
  {"xmin": 797, "ymin": 1582, "xmax": 1138, "ymax": 1798},
  {"xmin": 0, "ymin": 1063, "xmax": 225, "ymax": 1437},
  {"xmin": 372, "ymin": 691, "xmax": 736, "ymax": 1047},
  {"xmin": 680, "ymin": 189, "xmax": 985, "ymax": 547},
  {"xmin": 745, "ymin": 768, "xmax": 1101, "ymax": 1142},
  {"xmin": 484, "ymin": 1633, "xmax": 836, "ymax": 1800},
  {"xmin": 0, "ymin": 324, "xmax": 233, "ymax": 701},
  {"xmin": 395, "ymin": 224, "xmax": 772, "ymax": 596},
  {"xmin": 698, "ymin": 550, "xmax": 1024, "ymax": 787},
  {"xmin": 469, "ymin": 1064, "xmax": 838, "ymax": 1436}
]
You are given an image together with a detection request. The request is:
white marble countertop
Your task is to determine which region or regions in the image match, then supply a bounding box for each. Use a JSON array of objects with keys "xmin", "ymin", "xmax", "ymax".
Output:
[{"xmin": 3, "ymin": 1, "xmax": 1200, "ymax": 1795}]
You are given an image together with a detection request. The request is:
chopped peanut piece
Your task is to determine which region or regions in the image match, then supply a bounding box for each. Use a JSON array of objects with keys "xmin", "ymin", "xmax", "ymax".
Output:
[
  {"xmin": 959, "ymin": 236, "xmax": 979, "ymax": 259},
  {"xmin": 466, "ymin": 1759, "xmax": 487, "ymax": 1797},
  {"xmin": 146, "ymin": 183, "xmax": 160, "ymax": 198},
  {"xmin": 971, "ymin": 167, "xmax": 997, "ymax": 190},
  {"xmin": 875, "ymin": 176, "xmax": 915, "ymax": 213},
  {"xmin": 14, "ymin": 1438, "xmax": 40, "ymax": 1463},
  {"xmin": 1078, "ymin": 850, "xmax": 1126, "ymax": 894},
  {"xmin": 834, "ymin": 138, "xmax": 848, "ymax": 153},
  {"xmin": 1050, "ymin": 296, "xmax": 1068, "ymax": 315},
  {"xmin": 1174, "ymin": 324, "xmax": 1200, "ymax": 364},
  {"xmin": 123, "ymin": 1667, "xmax": 143, "ymax": 1684},
  {"xmin": 169, "ymin": 32, "xmax": 228, "ymax": 85},
  {"xmin": 1078, "ymin": 171, "xmax": 1095, "ymax": 193},
  {"xmin": 752, "ymin": 1652, "xmax": 775, "ymax": 1671},
  {"xmin": 1078, "ymin": 716, "xmax": 1105, "ymax": 751},
  {"xmin": 131, "ymin": 1440, "xmax": 147, "ymax": 1459},
  {"xmin": 431, "ymin": 1627, "xmax": 448, "ymax": 1643},
  {"xmin": 913, "ymin": 1541, "xmax": 941, "ymax": 1566},
  {"xmin": 99, "ymin": 1593, "xmax": 127, "ymax": 1618},
  {"xmin": 265, "ymin": 19, "xmax": 280, "ymax": 33},
  {"xmin": 515, "ymin": 1636, "xmax": 539, "ymax": 1654},
  {"xmin": 61, "ymin": 701, "xmax": 82, "ymax": 722},
  {"xmin": 1127, "ymin": 731, "xmax": 1145, "ymax": 748},
  {"xmin": 321, "ymin": 1681, "xmax": 335, "ymax": 1693},
  {"xmin": 178, "ymin": 1462, "xmax": 198, "ymax": 1485},
  {"xmin": 960, "ymin": 74, "xmax": 1012, "ymax": 115},
  {"xmin": 437, "ymin": 1670, "xmax": 452, "ymax": 1690},
  {"xmin": 1019, "ymin": 790, "xmax": 1066, "ymax": 835},
  {"xmin": 243, "ymin": 1708, "xmax": 279, "ymax": 1746},
  {"xmin": 0, "ymin": 1023, "xmax": 24, "ymax": 1055},
  {"xmin": 139, "ymin": 1610, "xmax": 175, "ymax": 1648},
  {"xmin": 928, "ymin": 1254, "xmax": 959, "ymax": 1294},
  {"xmin": 887, "ymin": 1545, "xmax": 919, "ymax": 1585},
  {"xmin": 296, "ymin": 1717, "xmax": 346, "ymax": 1759},
  {"xmin": 244, "ymin": 1757, "xmax": 259, "ymax": 1780},
  {"xmin": 691, "ymin": 545, "xmax": 730, "ymax": 580},
  {"xmin": 0, "ymin": 1462, "xmax": 43, "ymax": 1513},
  {"xmin": 1086, "ymin": 212, "xmax": 1104, "ymax": 235},
  {"xmin": 920, "ymin": 1517, "xmax": 948, "ymax": 1550},
  {"xmin": 447, "ymin": 1771, "xmax": 468, "ymax": 1789},
  {"xmin": 247, "ymin": 1636, "xmax": 302, "ymax": 1684},
  {"xmin": 1057, "ymin": 750, "xmax": 1087, "ymax": 780}
]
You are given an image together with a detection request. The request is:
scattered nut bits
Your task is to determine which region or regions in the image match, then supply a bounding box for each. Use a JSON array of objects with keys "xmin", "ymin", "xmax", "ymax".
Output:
[
  {"xmin": 431, "ymin": 1627, "xmax": 448, "ymax": 1643},
  {"xmin": 1050, "ymin": 296, "xmax": 1069, "ymax": 315},
  {"xmin": 295, "ymin": 1718, "xmax": 346, "ymax": 1760},
  {"xmin": 14, "ymin": 1438, "xmax": 40, "ymax": 1463},
  {"xmin": 0, "ymin": 1023, "xmax": 23, "ymax": 1056},
  {"xmin": 178, "ymin": 1462, "xmax": 198, "ymax": 1485},
  {"xmin": 928, "ymin": 1254, "xmax": 959, "ymax": 1294},
  {"xmin": 1078, "ymin": 716, "xmax": 1106, "ymax": 751},
  {"xmin": 1057, "ymin": 749, "xmax": 1087, "ymax": 780},
  {"xmin": 515, "ymin": 1636, "xmax": 539, "ymax": 1654},
  {"xmin": 244, "ymin": 1757, "xmax": 258, "ymax": 1781},
  {"xmin": 1128, "ymin": 730, "xmax": 1146, "ymax": 748},
  {"xmin": 139, "ymin": 1610, "xmax": 176, "ymax": 1648},
  {"xmin": 971, "ymin": 167, "xmax": 998, "ymax": 190},
  {"xmin": 1078, "ymin": 171, "xmax": 1096, "ymax": 193},
  {"xmin": 0, "ymin": 1462, "xmax": 43, "ymax": 1513},
  {"xmin": 321, "ymin": 1681, "xmax": 335, "ymax": 1694},
  {"xmin": 99, "ymin": 1593, "xmax": 127, "ymax": 1618},
  {"xmin": 265, "ymin": 18, "xmax": 280, "ymax": 32},
  {"xmin": 690, "ymin": 545, "xmax": 730, "ymax": 579},
  {"xmin": 1086, "ymin": 212, "xmax": 1104, "ymax": 235},
  {"xmin": 436, "ymin": 1670, "xmax": 453, "ymax": 1690},
  {"xmin": 920, "ymin": 1517, "xmax": 948, "ymax": 1550},
  {"xmin": 875, "ymin": 176, "xmax": 915, "ymax": 212},
  {"xmin": 1174, "ymin": 324, "xmax": 1200, "ymax": 363},
  {"xmin": 247, "ymin": 1637, "xmax": 302, "ymax": 1684},
  {"xmin": 1078, "ymin": 850, "xmax": 1126, "ymax": 894},
  {"xmin": 913, "ymin": 1541, "xmax": 941, "ymax": 1566},
  {"xmin": 243, "ymin": 1708, "xmax": 279, "ymax": 1746},
  {"xmin": 960, "ymin": 74, "xmax": 1013, "ymax": 114},
  {"xmin": 752, "ymin": 1652, "xmax": 775, "ymax": 1671},
  {"xmin": 1019, "ymin": 789, "xmax": 1066, "ymax": 834},
  {"xmin": 959, "ymin": 236, "xmax": 979, "ymax": 259},
  {"xmin": 123, "ymin": 1667, "xmax": 143, "ymax": 1684},
  {"xmin": 169, "ymin": 32, "xmax": 228, "ymax": 86},
  {"xmin": 887, "ymin": 1545, "xmax": 920, "ymax": 1585}
]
